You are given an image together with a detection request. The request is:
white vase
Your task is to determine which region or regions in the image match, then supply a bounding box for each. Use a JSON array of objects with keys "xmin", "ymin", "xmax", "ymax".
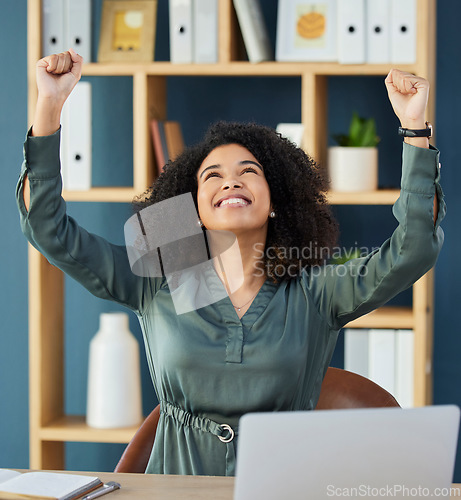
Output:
[
  {"xmin": 328, "ymin": 146, "xmax": 378, "ymax": 192},
  {"xmin": 86, "ymin": 312, "xmax": 143, "ymax": 428}
]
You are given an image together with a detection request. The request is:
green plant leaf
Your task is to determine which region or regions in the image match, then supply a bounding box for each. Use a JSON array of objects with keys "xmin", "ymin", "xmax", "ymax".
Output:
[
  {"xmin": 331, "ymin": 112, "xmax": 380, "ymax": 148},
  {"xmin": 360, "ymin": 119, "xmax": 376, "ymax": 147},
  {"xmin": 348, "ymin": 112, "xmax": 362, "ymax": 145}
]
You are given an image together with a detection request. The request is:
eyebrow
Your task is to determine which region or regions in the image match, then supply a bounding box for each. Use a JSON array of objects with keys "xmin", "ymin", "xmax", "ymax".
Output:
[{"xmin": 199, "ymin": 160, "xmax": 263, "ymax": 179}]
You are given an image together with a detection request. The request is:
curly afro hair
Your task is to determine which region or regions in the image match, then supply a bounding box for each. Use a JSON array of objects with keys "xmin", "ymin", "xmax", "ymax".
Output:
[{"xmin": 134, "ymin": 121, "xmax": 338, "ymax": 282}]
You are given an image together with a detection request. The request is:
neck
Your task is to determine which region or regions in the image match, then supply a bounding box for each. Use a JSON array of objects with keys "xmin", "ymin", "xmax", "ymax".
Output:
[{"xmin": 207, "ymin": 229, "xmax": 267, "ymax": 293}]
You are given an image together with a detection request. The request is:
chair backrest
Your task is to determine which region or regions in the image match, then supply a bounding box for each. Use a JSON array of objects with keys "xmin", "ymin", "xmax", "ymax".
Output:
[
  {"xmin": 315, "ymin": 366, "xmax": 400, "ymax": 410},
  {"xmin": 114, "ymin": 367, "xmax": 400, "ymax": 472},
  {"xmin": 114, "ymin": 405, "xmax": 160, "ymax": 473}
]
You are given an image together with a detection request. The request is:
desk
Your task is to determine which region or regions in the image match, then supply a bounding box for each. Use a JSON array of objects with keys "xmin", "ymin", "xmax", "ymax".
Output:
[
  {"xmin": 65, "ymin": 472, "xmax": 461, "ymax": 499},
  {"xmin": 77, "ymin": 471, "xmax": 234, "ymax": 500},
  {"xmin": 15, "ymin": 471, "xmax": 461, "ymax": 499}
]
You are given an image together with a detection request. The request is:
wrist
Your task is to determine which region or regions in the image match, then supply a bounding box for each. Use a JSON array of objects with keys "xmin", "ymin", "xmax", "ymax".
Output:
[
  {"xmin": 398, "ymin": 122, "xmax": 432, "ymax": 148},
  {"xmin": 32, "ymin": 98, "xmax": 62, "ymax": 137},
  {"xmin": 36, "ymin": 94, "xmax": 66, "ymax": 112},
  {"xmin": 403, "ymin": 136, "xmax": 430, "ymax": 149},
  {"xmin": 400, "ymin": 119, "xmax": 426, "ymax": 129}
]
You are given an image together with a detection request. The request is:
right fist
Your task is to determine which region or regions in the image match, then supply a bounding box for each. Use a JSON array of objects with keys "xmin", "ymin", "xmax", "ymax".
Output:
[{"xmin": 36, "ymin": 48, "xmax": 83, "ymax": 105}]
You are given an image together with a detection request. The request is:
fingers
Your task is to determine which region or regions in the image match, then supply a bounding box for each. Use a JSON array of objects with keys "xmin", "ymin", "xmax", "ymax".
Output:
[
  {"xmin": 39, "ymin": 52, "xmax": 71, "ymax": 74},
  {"xmin": 38, "ymin": 50, "xmax": 82, "ymax": 76},
  {"xmin": 68, "ymin": 48, "xmax": 84, "ymax": 80},
  {"xmin": 385, "ymin": 69, "xmax": 429, "ymax": 95}
]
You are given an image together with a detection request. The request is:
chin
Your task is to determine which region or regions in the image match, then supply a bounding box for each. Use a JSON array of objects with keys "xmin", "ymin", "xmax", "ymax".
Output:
[{"xmin": 210, "ymin": 220, "xmax": 267, "ymax": 236}]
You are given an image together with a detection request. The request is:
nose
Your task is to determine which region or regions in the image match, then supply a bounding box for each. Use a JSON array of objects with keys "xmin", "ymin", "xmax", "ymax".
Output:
[{"xmin": 222, "ymin": 178, "xmax": 242, "ymax": 190}]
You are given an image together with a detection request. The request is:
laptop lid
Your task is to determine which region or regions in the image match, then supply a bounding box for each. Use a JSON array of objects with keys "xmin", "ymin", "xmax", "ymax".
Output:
[{"xmin": 234, "ymin": 405, "xmax": 460, "ymax": 500}]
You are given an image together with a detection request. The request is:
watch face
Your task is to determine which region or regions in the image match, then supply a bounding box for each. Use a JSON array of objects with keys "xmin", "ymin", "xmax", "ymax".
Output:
[{"xmin": 426, "ymin": 122, "xmax": 433, "ymax": 138}]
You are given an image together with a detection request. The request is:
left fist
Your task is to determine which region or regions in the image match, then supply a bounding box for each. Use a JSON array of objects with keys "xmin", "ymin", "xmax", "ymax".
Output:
[{"xmin": 384, "ymin": 69, "xmax": 429, "ymax": 129}]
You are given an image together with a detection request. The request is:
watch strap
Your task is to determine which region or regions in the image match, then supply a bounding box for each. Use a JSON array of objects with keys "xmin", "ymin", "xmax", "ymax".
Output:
[{"xmin": 398, "ymin": 122, "xmax": 432, "ymax": 138}]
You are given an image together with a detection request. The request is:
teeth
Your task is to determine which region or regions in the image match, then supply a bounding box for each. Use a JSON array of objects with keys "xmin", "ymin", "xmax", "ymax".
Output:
[{"xmin": 220, "ymin": 198, "xmax": 249, "ymax": 207}]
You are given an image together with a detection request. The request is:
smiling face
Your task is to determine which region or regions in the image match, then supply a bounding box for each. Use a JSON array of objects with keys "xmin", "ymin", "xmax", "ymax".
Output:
[{"xmin": 196, "ymin": 143, "xmax": 272, "ymax": 236}]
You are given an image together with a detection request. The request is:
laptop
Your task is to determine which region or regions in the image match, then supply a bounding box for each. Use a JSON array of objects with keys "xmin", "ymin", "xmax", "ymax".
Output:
[{"xmin": 234, "ymin": 405, "xmax": 460, "ymax": 500}]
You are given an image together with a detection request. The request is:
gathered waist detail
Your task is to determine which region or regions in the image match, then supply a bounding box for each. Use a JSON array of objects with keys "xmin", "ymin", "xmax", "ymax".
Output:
[
  {"xmin": 160, "ymin": 400, "xmax": 237, "ymax": 475},
  {"xmin": 160, "ymin": 400, "xmax": 237, "ymax": 442}
]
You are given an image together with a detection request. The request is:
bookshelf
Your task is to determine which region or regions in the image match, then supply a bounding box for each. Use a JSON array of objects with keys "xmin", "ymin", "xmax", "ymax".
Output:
[{"xmin": 26, "ymin": 0, "xmax": 437, "ymax": 469}]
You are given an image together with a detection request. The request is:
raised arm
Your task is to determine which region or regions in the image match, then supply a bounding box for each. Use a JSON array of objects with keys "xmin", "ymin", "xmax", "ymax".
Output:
[
  {"xmin": 23, "ymin": 50, "xmax": 82, "ymax": 209},
  {"xmin": 18, "ymin": 50, "xmax": 158, "ymax": 313},
  {"xmin": 304, "ymin": 70, "xmax": 445, "ymax": 330},
  {"xmin": 385, "ymin": 69, "xmax": 438, "ymax": 222}
]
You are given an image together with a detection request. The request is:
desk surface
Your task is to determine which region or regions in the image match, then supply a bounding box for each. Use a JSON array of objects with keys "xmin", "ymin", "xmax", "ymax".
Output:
[
  {"xmin": 64, "ymin": 472, "xmax": 461, "ymax": 499},
  {"xmin": 79, "ymin": 471, "xmax": 234, "ymax": 499},
  {"xmin": 15, "ymin": 471, "xmax": 461, "ymax": 499}
]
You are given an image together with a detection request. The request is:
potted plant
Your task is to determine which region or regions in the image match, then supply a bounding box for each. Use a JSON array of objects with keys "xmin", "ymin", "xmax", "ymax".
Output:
[{"xmin": 328, "ymin": 112, "xmax": 380, "ymax": 192}]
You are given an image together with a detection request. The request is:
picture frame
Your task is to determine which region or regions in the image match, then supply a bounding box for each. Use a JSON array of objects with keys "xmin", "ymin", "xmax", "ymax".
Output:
[
  {"xmin": 275, "ymin": 0, "xmax": 337, "ymax": 62},
  {"xmin": 98, "ymin": 0, "xmax": 157, "ymax": 63}
]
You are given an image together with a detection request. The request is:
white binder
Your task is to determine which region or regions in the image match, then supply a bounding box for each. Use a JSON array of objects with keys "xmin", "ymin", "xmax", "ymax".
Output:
[
  {"xmin": 344, "ymin": 328, "xmax": 369, "ymax": 378},
  {"xmin": 391, "ymin": 0, "xmax": 417, "ymax": 64},
  {"xmin": 233, "ymin": 0, "xmax": 272, "ymax": 63},
  {"xmin": 169, "ymin": 0, "xmax": 193, "ymax": 63},
  {"xmin": 394, "ymin": 329, "xmax": 414, "ymax": 408},
  {"xmin": 337, "ymin": 0, "xmax": 365, "ymax": 64},
  {"xmin": 193, "ymin": 0, "xmax": 218, "ymax": 63},
  {"xmin": 368, "ymin": 329, "xmax": 396, "ymax": 396},
  {"xmin": 42, "ymin": 0, "xmax": 66, "ymax": 56},
  {"xmin": 366, "ymin": 0, "xmax": 391, "ymax": 64},
  {"xmin": 60, "ymin": 82, "xmax": 92, "ymax": 191},
  {"xmin": 66, "ymin": 0, "xmax": 92, "ymax": 62},
  {"xmin": 42, "ymin": 0, "xmax": 92, "ymax": 61}
]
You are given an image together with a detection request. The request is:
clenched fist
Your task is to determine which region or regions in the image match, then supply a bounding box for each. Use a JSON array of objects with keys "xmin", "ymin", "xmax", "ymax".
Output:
[
  {"xmin": 32, "ymin": 49, "xmax": 83, "ymax": 137},
  {"xmin": 385, "ymin": 69, "xmax": 429, "ymax": 129},
  {"xmin": 36, "ymin": 49, "xmax": 83, "ymax": 106}
]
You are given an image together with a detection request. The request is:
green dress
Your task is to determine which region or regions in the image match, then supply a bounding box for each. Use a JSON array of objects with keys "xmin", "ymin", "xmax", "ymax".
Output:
[{"xmin": 16, "ymin": 129, "xmax": 445, "ymax": 476}]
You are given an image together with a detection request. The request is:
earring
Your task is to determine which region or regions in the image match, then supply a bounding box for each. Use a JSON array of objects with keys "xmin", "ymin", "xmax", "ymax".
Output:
[
  {"xmin": 198, "ymin": 219, "xmax": 204, "ymax": 227},
  {"xmin": 269, "ymin": 211, "xmax": 276, "ymax": 218}
]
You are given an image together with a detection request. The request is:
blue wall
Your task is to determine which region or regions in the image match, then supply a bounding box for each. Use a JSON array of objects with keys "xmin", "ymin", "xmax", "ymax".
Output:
[{"xmin": 1, "ymin": 0, "xmax": 460, "ymax": 479}]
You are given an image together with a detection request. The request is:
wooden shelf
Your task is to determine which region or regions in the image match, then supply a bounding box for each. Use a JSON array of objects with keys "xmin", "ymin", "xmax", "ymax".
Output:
[
  {"xmin": 62, "ymin": 188, "xmax": 401, "ymax": 205},
  {"xmin": 39, "ymin": 415, "xmax": 140, "ymax": 443},
  {"xmin": 82, "ymin": 61, "xmax": 418, "ymax": 78},
  {"xmin": 327, "ymin": 189, "xmax": 400, "ymax": 206},
  {"xmin": 345, "ymin": 306, "xmax": 414, "ymax": 329},
  {"xmin": 63, "ymin": 187, "xmax": 138, "ymax": 203}
]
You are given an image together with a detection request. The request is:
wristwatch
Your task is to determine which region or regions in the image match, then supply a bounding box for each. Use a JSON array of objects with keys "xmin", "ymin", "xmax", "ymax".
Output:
[{"xmin": 398, "ymin": 121, "xmax": 433, "ymax": 138}]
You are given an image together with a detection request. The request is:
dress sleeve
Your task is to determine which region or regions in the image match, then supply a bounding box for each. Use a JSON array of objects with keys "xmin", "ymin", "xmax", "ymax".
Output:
[
  {"xmin": 16, "ymin": 127, "xmax": 160, "ymax": 314},
  {"xmin": 303, "ymin": 142, "xmax": 446, "ymax": 331}
]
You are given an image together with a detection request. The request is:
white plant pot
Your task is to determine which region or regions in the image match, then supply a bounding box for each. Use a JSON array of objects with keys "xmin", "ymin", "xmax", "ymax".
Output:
[{"xmin": 328, "ymin": 146, "xmax": 378, "ymax": 192}]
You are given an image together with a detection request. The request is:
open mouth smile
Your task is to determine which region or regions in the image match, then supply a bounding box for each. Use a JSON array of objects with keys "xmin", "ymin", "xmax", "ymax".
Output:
[{"xmin": 215, "ymin": 196, "xmax": 252, "ymax": 208}]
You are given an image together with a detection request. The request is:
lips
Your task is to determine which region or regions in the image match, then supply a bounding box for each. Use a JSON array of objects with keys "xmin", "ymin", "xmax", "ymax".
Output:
[{"xmin": 215, "ymin": 195, "xmax": 252, "ymax": 208}]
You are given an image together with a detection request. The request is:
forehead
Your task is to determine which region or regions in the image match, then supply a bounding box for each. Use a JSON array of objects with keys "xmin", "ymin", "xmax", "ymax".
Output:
[{"xmin": 199, "ymin": 143, "xmax": 258, "ymax": 168}]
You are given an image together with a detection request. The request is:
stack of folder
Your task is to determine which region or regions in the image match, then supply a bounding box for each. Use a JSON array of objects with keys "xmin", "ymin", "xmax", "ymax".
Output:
[
  {"xmin": 344, "ymin": 328, "xmax": 414, "ymax": 408},
  {"xmin": 337, "ymin": 0, "xmax": 417, "ymax": 64},
  {"xmin": 42, "ymin": 0, "xmax": 91, "ymax": 61},
  {"xmin": 169, "ymin": 0, "xmax": 218, "ymax": 63}
]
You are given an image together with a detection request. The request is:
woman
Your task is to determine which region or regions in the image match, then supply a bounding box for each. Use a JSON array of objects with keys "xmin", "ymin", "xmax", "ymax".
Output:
[{"xmin": 17, "ymin": 50, "xmax": 445, "ymax": 476}]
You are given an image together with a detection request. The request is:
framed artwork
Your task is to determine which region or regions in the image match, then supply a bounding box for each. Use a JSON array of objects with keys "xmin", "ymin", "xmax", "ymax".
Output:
[
  {"xmin": 98, "ymin": 0, "xmax": 157, "ymax": 62},
  {"xmin": 276, "ymin": 0, "xmax": 337, "ymax": 62}
]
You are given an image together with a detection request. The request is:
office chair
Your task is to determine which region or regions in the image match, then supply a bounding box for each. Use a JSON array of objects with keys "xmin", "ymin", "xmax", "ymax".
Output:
[{"xmin": 114, "ymin": 367, "xmax": 400, "ymax": 473}]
